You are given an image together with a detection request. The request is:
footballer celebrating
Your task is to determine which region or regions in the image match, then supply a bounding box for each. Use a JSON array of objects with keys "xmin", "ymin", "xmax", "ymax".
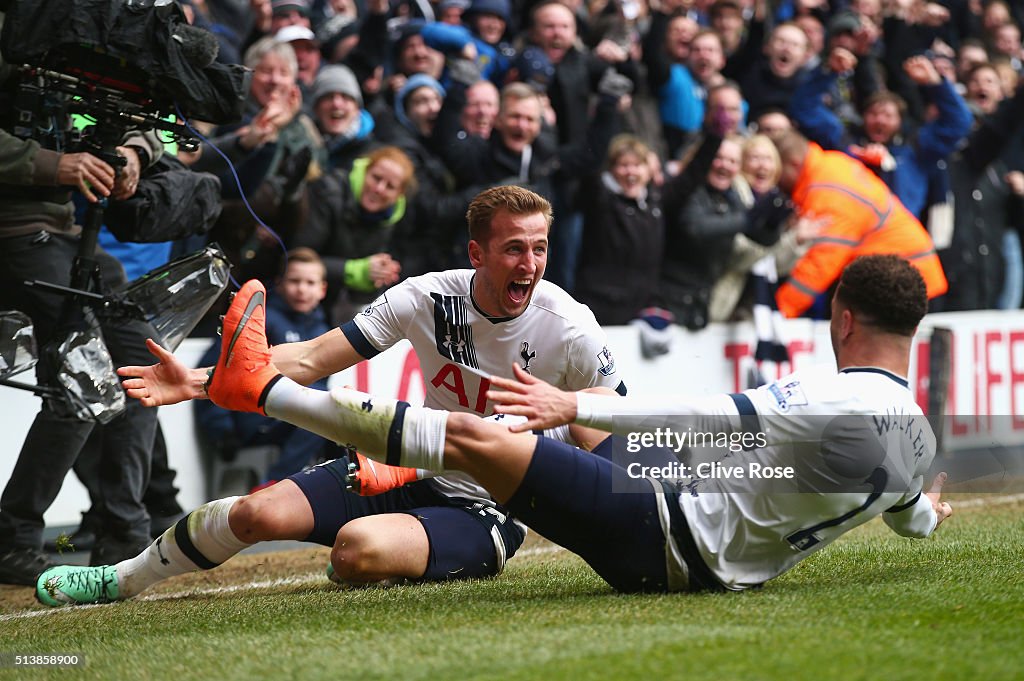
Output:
[
  {"xmin": 42, "ymin": 254, "xmax": 953, "ymax": 599},
  {"xmin": 37, "ymin": 186, "xmax": 625, "ymax": 604}
]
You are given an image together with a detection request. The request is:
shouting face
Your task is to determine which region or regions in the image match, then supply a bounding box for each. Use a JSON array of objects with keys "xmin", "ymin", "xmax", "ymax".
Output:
[{"xmin": 469, "ymin": 209, "xmax": 549, "ymax": 318}]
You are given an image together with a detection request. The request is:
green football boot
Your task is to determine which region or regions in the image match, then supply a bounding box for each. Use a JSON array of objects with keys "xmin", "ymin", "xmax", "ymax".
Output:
[{"xmin": 35, "ymin": 565, "xmax": 120, "ymax": 607}]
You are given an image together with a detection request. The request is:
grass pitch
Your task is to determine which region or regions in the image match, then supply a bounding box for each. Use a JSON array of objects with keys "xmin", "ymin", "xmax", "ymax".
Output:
[{"xmin": 1, "ymin": 495, "xmax": 1021, "ymax": 681}]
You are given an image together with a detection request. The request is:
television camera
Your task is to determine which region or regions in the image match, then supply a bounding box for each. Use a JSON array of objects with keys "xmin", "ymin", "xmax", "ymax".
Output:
[{"xmin": 0, "ymin": 0, "xmax": 246, "ymax": 421}]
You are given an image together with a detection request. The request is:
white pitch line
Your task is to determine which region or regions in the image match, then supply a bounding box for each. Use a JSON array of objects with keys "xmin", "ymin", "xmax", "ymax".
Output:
[
  {"xmin": 0, "ymin": 545, "xmax": 567, "ymax": 623},
  {"xmin": 950, "ymin": 492, "xmax": 1024, "ymax": 509},
  {"xmin": 0, "ymin": 573, "xmax": 324, "ymax": 623}
]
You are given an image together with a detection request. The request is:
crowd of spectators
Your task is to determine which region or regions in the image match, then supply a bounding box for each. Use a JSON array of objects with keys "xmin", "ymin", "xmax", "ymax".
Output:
[{"xmin": 176, "ymin": 0, "xmax": 1024, "ymax": 329}]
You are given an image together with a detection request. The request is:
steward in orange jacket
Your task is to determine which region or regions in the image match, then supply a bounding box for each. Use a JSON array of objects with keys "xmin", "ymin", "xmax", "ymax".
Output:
[{"xmin": 773, "ymin": 133, "xmax": 947, "ymax": 317}]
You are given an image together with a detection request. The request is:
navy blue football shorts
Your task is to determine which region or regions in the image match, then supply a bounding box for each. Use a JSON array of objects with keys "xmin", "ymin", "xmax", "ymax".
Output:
[
  {"xmin": 288, "ymin": 458, "xmax": 524, "ymax": 581},
  {"xmin": 504, "ymin": 435, "xmax": 722, "ymax": 593}
]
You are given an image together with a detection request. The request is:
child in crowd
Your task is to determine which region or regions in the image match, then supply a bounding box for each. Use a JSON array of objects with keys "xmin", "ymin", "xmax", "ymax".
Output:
[{"xmin": 194, "ymin": 249, "xmax": 338, "ymax": 489}]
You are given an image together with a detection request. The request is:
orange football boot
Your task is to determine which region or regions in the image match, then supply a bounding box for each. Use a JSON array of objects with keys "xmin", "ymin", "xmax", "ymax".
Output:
[
  {"xmin": 205, "ymin": 280, "xmax": 282, "ymax": 414},
  {"xmin": 346, "ymin": 451, "xmax": 420, "ymax": 496}
]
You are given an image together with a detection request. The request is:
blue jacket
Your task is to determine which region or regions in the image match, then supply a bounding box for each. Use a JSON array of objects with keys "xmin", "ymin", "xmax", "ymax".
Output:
[
  {"xmin": 264, "ymin": 290, "xmax": 331, "ymax": 350},
  {"xmin": 421, "ymin": 22, "xmax": 513, "ymax": 87},
  {"xmin": 791, "ymin": 70, "xmax": 973, "ymax": 217},
  {"xmin": 658, "ymin": 63, "xmax": 705, "ymax": 136}
]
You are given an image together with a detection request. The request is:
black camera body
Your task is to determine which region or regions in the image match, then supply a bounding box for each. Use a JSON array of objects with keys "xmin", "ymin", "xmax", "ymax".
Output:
[
  {"xmin": 0, "ymin": 0, "xmax": 244, "ymax": 243},
  {"xmin": 1, "ymin": 0, "xmax": 249, "ymax": 153}
]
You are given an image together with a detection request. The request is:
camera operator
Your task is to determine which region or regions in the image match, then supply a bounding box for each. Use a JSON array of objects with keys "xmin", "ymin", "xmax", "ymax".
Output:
[{"xmin": 0, "ymin": 11, "xmax": 166, "ymax": 584}]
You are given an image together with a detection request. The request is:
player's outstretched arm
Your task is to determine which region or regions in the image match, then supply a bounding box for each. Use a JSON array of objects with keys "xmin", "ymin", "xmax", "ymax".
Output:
[
  {"xmin": 488, "ymin": 364, "xmax": 579, "ymax": 432},
  {"xmin": 117, "ymin": 338, "xmax": 211, "ymax": 407},
  {"xmin": 269, "ymin": 328, "xmax": 364, "ymax": 386},
  {"xmin": 925, "ymin": 472, "xmax": 953, "ymax": 529}
]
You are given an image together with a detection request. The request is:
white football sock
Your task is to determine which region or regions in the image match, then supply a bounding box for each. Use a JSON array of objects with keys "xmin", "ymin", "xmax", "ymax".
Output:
[
  {"xmin": 116, "ymin": 497, "xmax": 250, "ymax": 598},
  {"xmin": 391, "ymin": 400, "xmax": 448, "ymax": 472},
  {"xmin": 263, "ymin": 378, "xmax": 448, "ymax": 472}
]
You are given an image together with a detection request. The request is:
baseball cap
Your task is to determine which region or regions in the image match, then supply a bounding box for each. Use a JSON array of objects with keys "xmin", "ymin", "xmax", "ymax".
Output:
[
  {"xmin": 829, "ymin": 11, "xmax": 861, "ymax": 36},
  {"xmin": 271, "ymin": 0, "xmax": 310, "ymax": 17},
  {"xmin": 275, "ymin": 25, "xmax": 318, "ymax": 44}
]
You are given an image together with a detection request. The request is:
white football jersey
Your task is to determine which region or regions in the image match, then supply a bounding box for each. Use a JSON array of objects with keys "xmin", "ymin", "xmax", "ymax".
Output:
[
  {"xmin": 576, "ymin": 366, "xmax": 938, "ymax": 591},
  {"xmin": 345, "ymin": 269, "xmax": 623, "ymax": 499}
]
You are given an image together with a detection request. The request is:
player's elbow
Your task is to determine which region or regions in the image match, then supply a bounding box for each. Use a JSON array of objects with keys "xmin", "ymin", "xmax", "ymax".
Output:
[
  {"xmin": 446, "ymin": 411, "xmax": 491, "ymax": 449},
  {"xmin": 882, "ymin": 512, "xmax": 936, "ymax": 539},
  {"xmin": 580, "ymin": 386, "xmax": 619, "ymax": 397}
]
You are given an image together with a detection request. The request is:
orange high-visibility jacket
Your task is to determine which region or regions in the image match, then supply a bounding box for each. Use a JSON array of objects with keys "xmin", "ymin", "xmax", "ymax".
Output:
[{"xmin": 776, "ymin": 142, "xmax": 948, "ymax": 317}]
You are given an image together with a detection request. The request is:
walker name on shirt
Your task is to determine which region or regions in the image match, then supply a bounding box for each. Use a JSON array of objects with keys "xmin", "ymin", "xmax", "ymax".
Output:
[{"xmin": 872, "ymin": 408, "xmax": 929, "ymax": 460}]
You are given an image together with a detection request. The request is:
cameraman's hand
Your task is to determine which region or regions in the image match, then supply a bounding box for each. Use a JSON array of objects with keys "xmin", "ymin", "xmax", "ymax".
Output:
[
  {"xmin": 117, "ymin": 338, "xmax": 211, "ymax": 407},
  {"xmin": 111, "ymin": 146, "xmax": 142, "ymax": 201},
  {"xmin": 57, "ymin": 152, "xmax": 116, "ymax": 203}
]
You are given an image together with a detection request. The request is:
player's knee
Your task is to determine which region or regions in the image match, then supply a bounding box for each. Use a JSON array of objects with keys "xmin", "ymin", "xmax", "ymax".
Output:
[
  {"xmin": 228, "ymin": 493, "xmax": 291, "ymax": 543},
  {"xmin": 445, "ymin": 411, "xmax": 491, "ymax": 453},
  {"xmin": 331, "ymin": 522, "xmax": 385, "ymax": 582}
]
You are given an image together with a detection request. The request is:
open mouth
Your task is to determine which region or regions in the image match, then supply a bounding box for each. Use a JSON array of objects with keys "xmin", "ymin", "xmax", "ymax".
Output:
[
  {"xmin": 620, "ymin": 174, "xmax": 643, "ymax": 190},
  {"xmin": 508, "ymin": 279, "xmax": 532, "ymax": 305}
]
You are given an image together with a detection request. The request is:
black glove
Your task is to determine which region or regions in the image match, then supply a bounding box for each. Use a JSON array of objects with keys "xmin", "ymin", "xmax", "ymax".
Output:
[
  {"xmin": 279, "ymin": 146, "xmax": 313, "ymax": 199},
  {"xmin": 448, "ymin": 56, "xmax": 483, "ymax": 86}
]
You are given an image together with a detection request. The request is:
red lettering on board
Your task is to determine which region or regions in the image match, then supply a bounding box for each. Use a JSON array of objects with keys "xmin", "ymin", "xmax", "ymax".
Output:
[
  {"xmin": 1010, "ymin": 331, "xmax": 1024, "ymax": 430},
  {"xmin": 786, "ymin": 340, "xmax": 814, "ymax": 375},
  {"xmin": 985, "ymin": 331, "xmax": 1002, "ymax": 426},
  {"xmin": 397, "ymin": 350, "xmax": 423, "ymax": 403},
  {"xmin": 724, "ymin": 343, "xmax": 751, "ymax": 393},
  {"xmin": 355, "ymin": 361, "xmax": 370, "ymax": 392}
]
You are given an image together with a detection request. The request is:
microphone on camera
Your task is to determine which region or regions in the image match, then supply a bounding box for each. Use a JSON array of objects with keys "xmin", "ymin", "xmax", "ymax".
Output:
[{"xmin": 172, "ymin": 23, "xmax": 220, "ymax": 69}]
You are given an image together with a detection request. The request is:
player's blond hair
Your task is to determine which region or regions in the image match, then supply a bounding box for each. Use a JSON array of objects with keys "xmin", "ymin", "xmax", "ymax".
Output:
[{"xmin": 465, "ymin": 185, "xmax": 553, "ymax": 243}]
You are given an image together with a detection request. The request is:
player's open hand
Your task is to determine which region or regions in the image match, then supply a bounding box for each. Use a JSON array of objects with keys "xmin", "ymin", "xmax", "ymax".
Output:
[
  {"xmin": 487, "ymin": 364, "xmax": 578, "ymax": 432},
  {"xmin": 117, "ymin": 338, "xmax": 205, "ymax": 407},
  {"xmin": 926, "ymin": 471, "xmax": 953, "ymax": 528}
]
